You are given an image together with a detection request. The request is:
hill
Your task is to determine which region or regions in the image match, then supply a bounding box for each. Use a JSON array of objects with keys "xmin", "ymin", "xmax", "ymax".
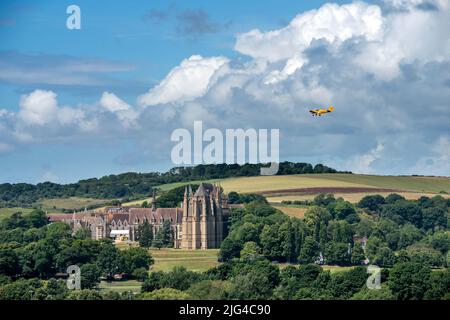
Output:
[{"xmin": 157, "ymin": 173, "xmax": 450, "ymax": 204}]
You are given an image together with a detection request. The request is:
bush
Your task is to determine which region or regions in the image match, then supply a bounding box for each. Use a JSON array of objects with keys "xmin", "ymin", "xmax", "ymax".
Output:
[{"xmin": 139, "ymin": 288, "xmax": 189, "ymax": 300}]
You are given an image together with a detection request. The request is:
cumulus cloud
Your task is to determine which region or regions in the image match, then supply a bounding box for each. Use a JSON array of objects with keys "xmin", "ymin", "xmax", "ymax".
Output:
[
  {"xmin": 18, "ymin": 90, "xmax": 89, "ymax": 129},
  {"xmin": 235, "ymin": 2, "xmax": 383, "ymax": 62},
  {"xmin": 138, "ymin": 55, "xmax": 229, "ymax": 106},
  {"xmin": 2, "ymin": 1, "xmax": 450, "ymax": 177},
  {"xmin": 100, "ymin": 92, "xmax": 138, "ymax": 127}
]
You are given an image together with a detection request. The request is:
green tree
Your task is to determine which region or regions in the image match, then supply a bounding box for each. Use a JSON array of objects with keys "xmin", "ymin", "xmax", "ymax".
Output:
[
  {"xmin": 139, "ymin": 288, "xmax": 189, "ymax": 300},
  {"xmin": 68, "ymin": 289, "xmax": 103, "ymax": 300},
  {"xmin": 154, "ymin": 220, "xmax": 173, "ymax": 248},
  {"xmin": 388, "ymin": 262, "xmax": 431, "ymax": 300},
  {"xmin": 121, "ymin": 247, "xmax": 153, "ymax": 275},
  {"xmin": 96, "ymin": 241, "xmax": 124, "ymax": 279},
  {"xmin": 132, "ymin": 267, "xmax": 149, "ymax": 282},
  {"xmin": 25, "ymin": 210, "xmax": 48, "ymax": 228},
  {"xmin": 351, "ymin": 285, "xmax": 395, "ymax": 300},
  {"xmin": 358, "ymin": 195, "xmax": 385, "ymax": 212},
  {"xmin": 240, "ymin": 241, "xmax": 261, "ymax": 261},
  {"xmin": 80, "ymin": 263, "xmax": 101, "ymax": 289},
  {"xmin": 298, "ymin": 236, "xmax": 320, "ymax": 264},
  {"xmin": 330, "ymin": 200, "xmax": 356, "ymax": 220},
  {"xmin": 422, "ymin": 206, "xmax": 447, "ymax": 231},
  {"xmin": 351, "ymin": 243, "xmax": 366, "ymax": 265},
  {"xmin": 138, "ymin": 220, "xmax": 153, "ymax": 248},
  {"xmin": 228, "ymin": 272, "xmax": 273, "ymax": 300},
  {"xmin": 219, "ymin": 238, "xmax": 242, "ymax": 262},
  {"xmin": 187, "ymin": 280, "xmax": 231, "ymax": 300},
  {"xmin": 324, "ymin": 242, "xmax": 351, "ymax": 265},
  {"xmin": 0, "ymin": 247, "xmax": 20, "ymax": 277}
]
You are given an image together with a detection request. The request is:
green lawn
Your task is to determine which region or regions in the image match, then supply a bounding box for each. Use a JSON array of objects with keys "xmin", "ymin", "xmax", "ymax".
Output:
[
  {"xmin": 309, "ymin": 174, "xmax": 450, "ymax": 194},
  {"xmin": 0, "ymin": 207, "xmax": 34, "ymax": 221},
  {"xmin": 149, "ymin": 248, "xmax": 220, "ymax": 272},
  {"xmin": 157, "ymin": 173, "xmax": 450, "ymax": 194},
  {"xmin": 39, "ymin": 197, "xmax": 109, "ymax": 211},
  {"xmin": 98, "ymin": 280, "xmax": 142, "ymax": 294}
]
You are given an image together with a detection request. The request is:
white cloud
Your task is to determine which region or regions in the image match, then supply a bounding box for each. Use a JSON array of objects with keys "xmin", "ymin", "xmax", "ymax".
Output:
[
  {"xmin": 345, "ymin": 143, "xmax": 385, "ymax": 174},
  {"xmin": 17, "ymin": 89, "xmax": 93, "ymax": 130},
  {"xmin": 100, "ymin": 91, "xmax": 138, "ymax": 127},
  {"xmin": 18, "ymin": 89, "xmax": 58, "ymax": 125},
  {"xmin": 2, "ymin": 1, "xmax": 450, "ymax": 178},
  {"xmin": 412, "ymin": 136, "xmax": 450, "ymax": 176},
  {"xmin": 235, "ymin": 2, "xmax": 383, "ymax": 62},
  {"xmin": 138, "ymin": 55, "xmax": 229, "ymax": 106}
]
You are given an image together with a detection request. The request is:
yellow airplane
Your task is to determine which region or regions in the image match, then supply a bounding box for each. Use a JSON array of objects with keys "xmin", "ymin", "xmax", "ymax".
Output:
[{"xmin": 309, "ymin": 106, "xmax": 334, "ymax": 116}]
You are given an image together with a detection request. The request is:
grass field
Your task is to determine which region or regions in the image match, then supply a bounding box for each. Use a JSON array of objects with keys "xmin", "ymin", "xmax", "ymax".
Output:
[
  {"xmin": 268, "ymin": 191, "xmax": 450, "ymax": 204},
  {"xmin": 149, "ymin": 248, "xmax": 220, "ymax": 272},
  {"xmin": 39, "ymin": 197, "xmax": 109, "ymax": 211},
  {"xmin": 157, "ymin": 174, "xmax": 450, "ymax": 195},
  {"xmin": 308, "ymin": 174, "xmax": 450, "ymax": 194},
  {"xmin": 218, "ymin": 174, "xmax": 372, "ymax": 194},
  {"xmin": 272, "ymin": 205, "xmax": 307, "ymax": 218},
  {"xmin": 98, "ymin": 280, "xmax": 142, "ymax": 294},
  {"xmin": 0, "ymin": 207, "xmax": 34, "ymax": 221}
]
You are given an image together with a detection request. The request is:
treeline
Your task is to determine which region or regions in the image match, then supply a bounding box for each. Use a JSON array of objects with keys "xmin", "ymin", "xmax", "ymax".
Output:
[
  {"xmin": 0, "ymin": 210, "xmax": 154, "ymax": 300},
  {"xmin": 219, "ymin": 194, "xmax": 450, "ymax": 268},
  {"xmin": 0, "ymin": 162, "xmax": 344, "ymax": 208},
  {"xmin": 136, "ymin": 258, "xmax": 450, "ymax": 300}
]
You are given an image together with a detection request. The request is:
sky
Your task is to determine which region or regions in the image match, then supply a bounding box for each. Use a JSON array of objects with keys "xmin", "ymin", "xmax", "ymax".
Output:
[{"xmin": 0, "ymin": 0, "xmax": 449, "ymax": 183}]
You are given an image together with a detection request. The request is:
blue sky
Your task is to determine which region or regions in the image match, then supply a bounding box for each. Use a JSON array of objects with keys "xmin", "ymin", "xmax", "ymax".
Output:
[{"xmin": 0, "ymin": 0, "xmax": 449, "ymax": 183}]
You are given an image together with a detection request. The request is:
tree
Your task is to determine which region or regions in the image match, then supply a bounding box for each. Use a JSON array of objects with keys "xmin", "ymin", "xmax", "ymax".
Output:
[
  {"xmin": 132, "ymin": 267, "xmax": 149, "ymax": 282},
  {"xmin": 68, "ymin": 289, "xmax": 103, "ymax": 300},
  {"xmin": 330, "ymin": 200, "xmax": 356, "ymax": 220},
  {"xmin": 423, "ymin": 269, "xmax": 450, "ymax": 300},
  {"xmin": 324, "ymin": 242, "xmax": 351, "ymax": 265},
  {"xmin": 351, "ymin": 243, "xmax": 365, "ymax": 265},
  {"xmin": 422, "ymin": 206, "xmax": 447, "ymax": 231},
  {"xmin": 187, "ymin": 280, "xmax": 231, "ymax": 300},
  {"xmin": 138, "ymin": 220, "xmax": 153, "ymax": 248},
  {"xmin": 227, "ymin": 192, "xmax": 240, "ymax": 204},
  {"xmin": 121, "ymin": 247, "xmax": 153, "ymax": 275},
  {"xmin": 96, "ymin": 241, "xmax": 124, "ymax": 279},
  {"xmin": 0, "ymin": 247, "xmax": 20, "ymax": 277},
  {"xmin": 25, "ymin": 210, "xmax": 48, "ymax": 228},
  {"xmin": 139, "ymin": 288, "xmax": 189, "ymax": 300},
  {"xmin": 298, "ymin": 236, "xmax": 320, "ymax": 264},
  {"xmin": 373, "ymin": 247, "xmax": 396, "ymax": 267},
  {"xmin": 219, "ymin": 238, "xmax": 242, "ymax": 262},
  {"xmin": 0, "ymin": 278, "xmax": 42, "ymax": 300},
  {"xmin": 228, "ymin": 272, "xmax": 273, "ymax": 300},
  {"xmin": 260, "ymin": 225, "xmax": 284, "ymax": 261},
  {"xmin": 74, "ymin": 227, "xmax": 91, "ymax": 240},
  {"xmin": 388, "ymin": 262, "xmax": 431, "ymax": 300},
  {"xmin": 358, "ymin": 195, "xmax": 385, "ymax": 212},
  {"xmin": 240, "ymin": 242, "xmax": 261, "ymax": 261},
  {"xmin": 328, "ymin": 267, "xmax": 367, "ymax": 299},
  {"xmin": 313, "ymin": 194, "xmax": 336, "ymax": 206},
  {"xmin": 154, "ymin": 220, "xmax": 173, "ymax": 248},
  {"xmin": 351, "ymin": 285, "xmax": 395, "ymax": 300},
  {"xmin": 80, "ymin": 263, "xmax": 101, "ymax": 289},
  {"xmin": 34, "ymin": 278, "xmax": 68, "ymax": 300},
  {"xmin": 244, "ymin": 200, "xmax": 276, "ymax": 217},
  {"xmin": 385, "ymin": 193, "xmax": 405, "ymax": 204},
  {"xmin": 381, "ymin": 201, "xmax": 422, "ymax": 227}
]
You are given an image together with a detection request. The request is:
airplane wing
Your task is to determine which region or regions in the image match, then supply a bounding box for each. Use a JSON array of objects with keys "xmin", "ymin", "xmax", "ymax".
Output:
[{"xmin": 309, "ymin": 110, "xmax": 317, "ymax": 114}]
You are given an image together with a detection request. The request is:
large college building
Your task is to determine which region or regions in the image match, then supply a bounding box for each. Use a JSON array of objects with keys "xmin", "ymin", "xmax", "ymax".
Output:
[{"xmin": 49, "ymin": 183, "xmax": 229, "ymax": 249}]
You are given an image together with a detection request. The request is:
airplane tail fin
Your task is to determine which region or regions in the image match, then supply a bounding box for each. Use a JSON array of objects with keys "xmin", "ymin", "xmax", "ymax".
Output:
[{"xmin": 328, "ymin": 106, "xmax": 334, "ymax": 112}]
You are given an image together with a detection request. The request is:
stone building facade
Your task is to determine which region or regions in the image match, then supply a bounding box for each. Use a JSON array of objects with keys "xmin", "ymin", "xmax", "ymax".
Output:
[{"xmin": 48, "ymin": 183, "xmax": 228, "ymax": 249}]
